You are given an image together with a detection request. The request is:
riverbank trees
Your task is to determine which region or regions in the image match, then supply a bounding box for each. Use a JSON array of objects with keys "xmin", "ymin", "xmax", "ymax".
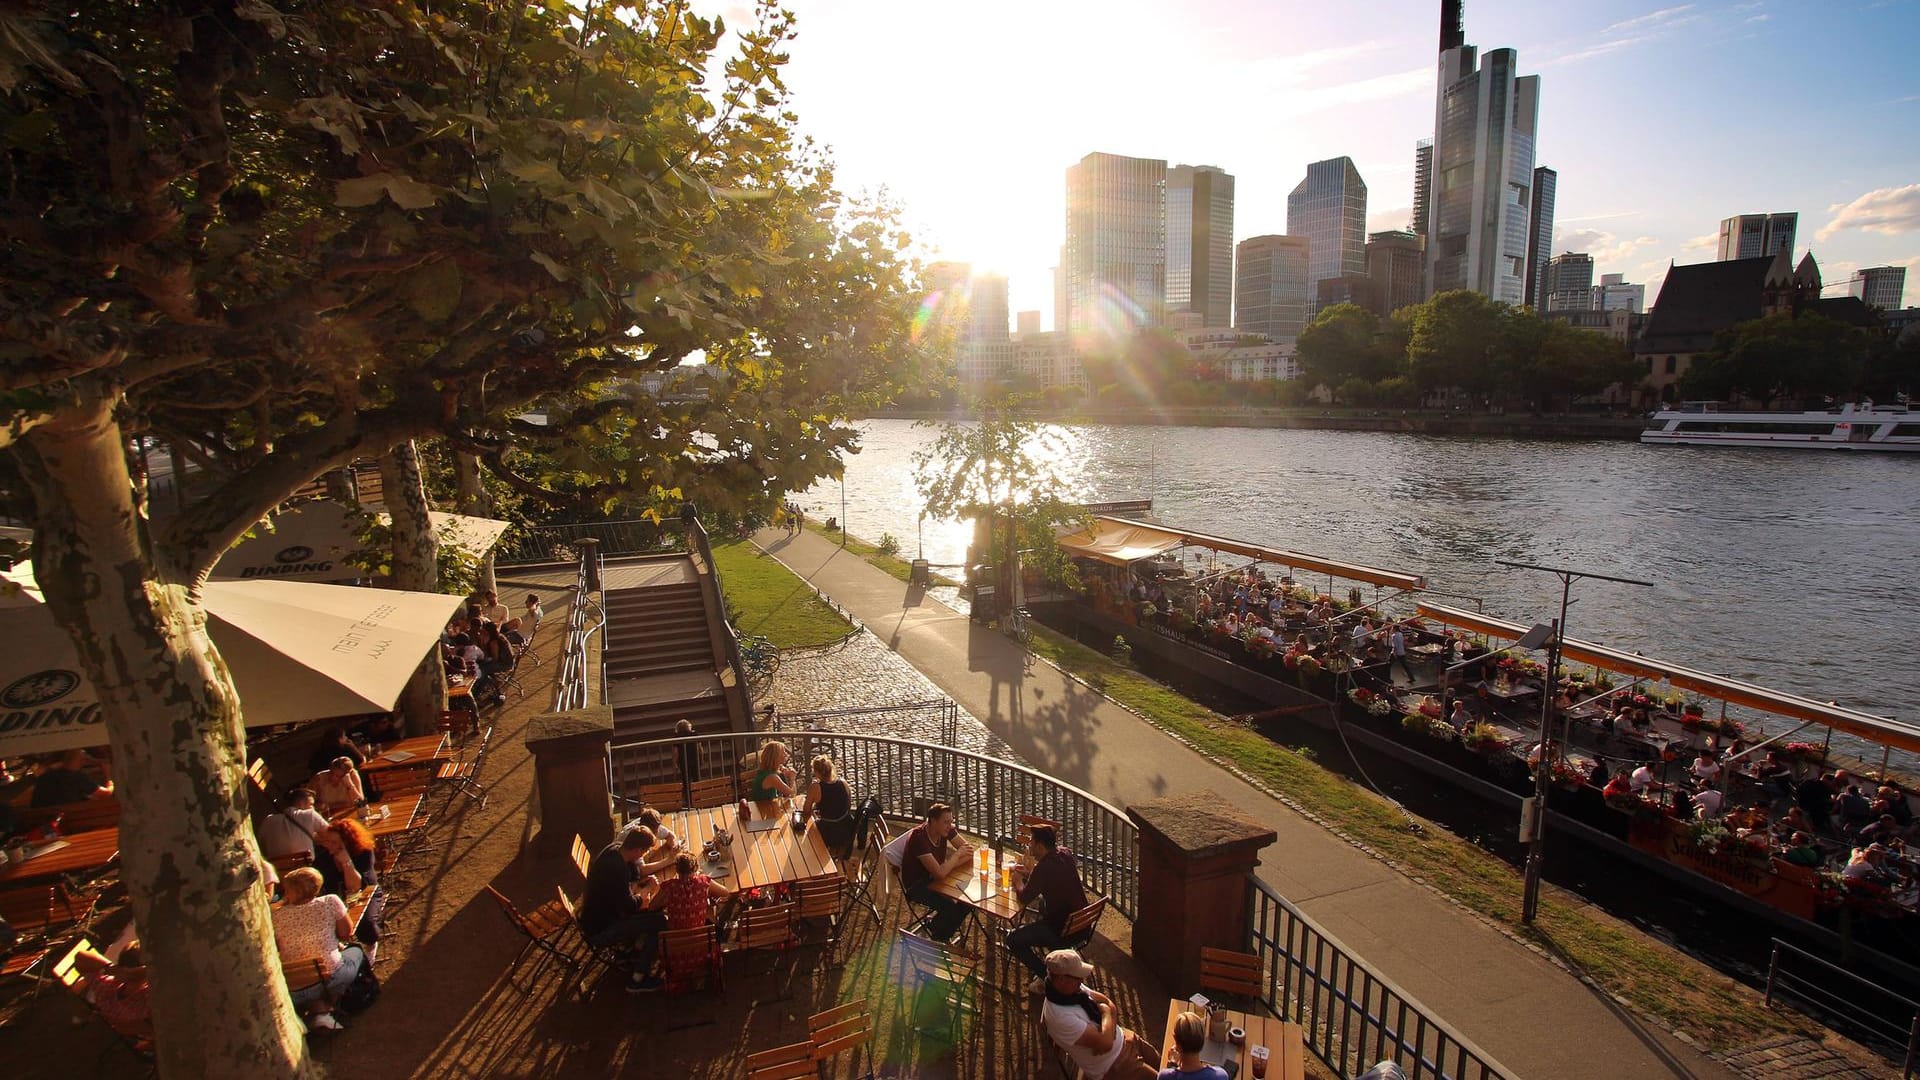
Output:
[{"xmin": 0, "ymin": 3, "xmax": 911, "ymax": 1074}]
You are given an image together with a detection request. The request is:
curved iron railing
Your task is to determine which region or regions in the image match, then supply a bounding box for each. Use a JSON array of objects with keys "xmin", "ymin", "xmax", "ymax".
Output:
[
  {"xmin": 1247, "ymin": 879, "xmax": 1514, "ymax": 1080},
  {"xmin": 551, "ymin": 545, "xmax": 603, "ymax": 713},
  {"xmin": 606, "ymin": 730, "xmax": 1140, "ymax": 919}
]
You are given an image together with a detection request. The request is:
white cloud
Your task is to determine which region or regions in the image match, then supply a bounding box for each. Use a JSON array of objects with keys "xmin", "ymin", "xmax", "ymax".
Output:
[
  {"xmin": 1679, "ymin": 232, "xmax": 1719, "ymax": 255},
  {"xmin": 1602, "ymin": 4, "xmax": 1697, "ymax": 35},
  {"xmin": 1368, "ymin": 207, "xmax": 1414, "ymax": 234},
  {"xmin": 1291, "ymin": 66, "xmax": 1432, "ymax": 114},
  {"xmin": 1746, "ymin": 13, "xmax": 1772, "ymax": 22},
  {"xmin": 1556, "ymin": 227, "xmax": 1662, "ymax": 267},
  {"xmin": 1818, "ymin": 184, "xmax": 1920, "ymax": 241}
]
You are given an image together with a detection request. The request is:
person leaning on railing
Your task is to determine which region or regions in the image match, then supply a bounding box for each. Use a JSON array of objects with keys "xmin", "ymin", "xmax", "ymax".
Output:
[{"xmin": 1009, "ymin": 825, "xmax": 1090, "ymax": 994}]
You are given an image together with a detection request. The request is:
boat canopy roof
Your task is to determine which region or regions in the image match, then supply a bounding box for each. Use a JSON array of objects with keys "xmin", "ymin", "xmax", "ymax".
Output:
[
  {"xmin": 1059, "ymin": 516, "xmax": 1426, "ymax": 590},
  {"xmin": 1416, "ymin": 602, "xmax": 1920, "ymax": 754}
]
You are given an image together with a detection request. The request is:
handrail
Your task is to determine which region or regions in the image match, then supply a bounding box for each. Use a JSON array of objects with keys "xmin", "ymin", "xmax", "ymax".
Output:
[
  {"xmin": 1767, "ymin": 937, "xmax": 1920, "ymax": 1077},
  {"xmin": 605, "ymin": 730, "xmax": 1140, "ymax": 918},
  {"xmin": 1247, "ymin": 878, "xmax": 1514, "ymax": 1080},
  {"xmin": 681, "ymin": 511, "xmax": 753, "ymax": 720},
  {"xmin": 550, "ymin": 548, "xmax": 595, "ymax": 712},
  {"xmin": 498, "ymin": 517, "xmax": 688, "ymax": 565}
]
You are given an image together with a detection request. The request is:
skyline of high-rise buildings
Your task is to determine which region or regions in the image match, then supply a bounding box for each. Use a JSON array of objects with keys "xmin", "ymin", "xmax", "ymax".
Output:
[
  {"xmin": 1166, "ymin": 164, "xmax": 1236, "ymax": 330},
  {"xmin": 1234, "ymin": 234, "xmax": 1310, "ymax": 345},
  {"xmin": 1287, "ymin": 156, "xmax": 1368, "ymax": 316},
  {"xmin": 1064, "ymin": 151, "xmax": 1168, "ymax": 337},
  {"xmin": 1717, "ymin": 212, "xmax": 1798, "ymax": 261},
  {"xmin": 1545, "ymin": 252, "xmax": 1595, "ymax": 313}
]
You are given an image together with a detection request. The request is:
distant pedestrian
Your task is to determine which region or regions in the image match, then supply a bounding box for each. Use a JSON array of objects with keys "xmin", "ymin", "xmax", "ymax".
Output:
[{"xmin": 1387, "ymin": 624, "xmax": 1409, "ymax": 683}]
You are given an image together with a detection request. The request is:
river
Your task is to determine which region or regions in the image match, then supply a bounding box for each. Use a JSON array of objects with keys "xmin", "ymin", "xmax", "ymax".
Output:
[{"xmin": 800, "ymin": 419, "xmax": 1917, "ymax": 759}]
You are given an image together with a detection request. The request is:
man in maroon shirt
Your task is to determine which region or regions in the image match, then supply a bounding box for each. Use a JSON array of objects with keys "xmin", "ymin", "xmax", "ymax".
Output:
[
  {"xmin": 1008, "ymin": 825, "xmax": 1090, "ymax": 992},
  {"xmin": 902, "ymin": 803, "xmax": 974, "ymax": 941}
]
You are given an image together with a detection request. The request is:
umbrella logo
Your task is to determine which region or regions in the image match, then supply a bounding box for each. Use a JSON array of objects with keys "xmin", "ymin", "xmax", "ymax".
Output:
[
  {"xmin": 2, "ymin": 670, "xmax": 81, "ymax": 709},
  {"xmin": 276, "ymin": 545, "xmax": 316, "ymax": 564}
]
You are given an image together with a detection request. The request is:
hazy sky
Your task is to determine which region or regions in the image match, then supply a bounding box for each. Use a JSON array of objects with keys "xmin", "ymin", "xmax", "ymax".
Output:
[{"xmin": 710, "ymin": 0, "xmax": 1919, "ymax": 323}]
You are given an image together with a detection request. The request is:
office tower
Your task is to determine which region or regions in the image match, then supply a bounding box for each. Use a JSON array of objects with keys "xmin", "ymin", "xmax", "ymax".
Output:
[
  {"xmin": 1851, "ymin": 266, "xmax": 1907, "ymax": 310},
  {"xmin": 1427, "ymin": 6, "xmax": 1541, "ymax": 305},
  {"xmin": 1593, "ymin": 272, "xmax": 1645, "ymax": 314},
  {"xmin": 1411, "ymin": 139, "xmax": 1434, "ymax": 238},
  {"xmin": 1366, "ymin": 230, "xmax": 1428, "ymax": 316},
  {"xmin": 1716, "ymin": 213, "xmax": 1797, "ymax": 261},
  {"xmin": 1052, "ymin": 256, "xmax": 1067, "ymax": 332},
  {"xmin": 1525, "ymin": 165, "xmax": 1557, "ymax": 311},
  {"xmin": 1016, "ymin": 310, "xmax": 1042, "ymax": 336},
  {"xmin": 1234, "ymin": 235, "xmax": 1311, "ymax": 344},
  {"xmin": 1545, "ymin": 252, "xmax": 1594, "ymax": 312},
  {"xmin": 1064, "ymin": 151, "xmax": 1168, "ymax": 336},
  {"xmin": 1165, "ymin": 164, "xmax": 1236, "ymax": 328},
  {"xmin": 1287, "ymin": 157, "xmax": 1367, "ymax": 314},
  {"xmin": 919, "ymin": 262, "xmax": 1011, "ymax": 382}
]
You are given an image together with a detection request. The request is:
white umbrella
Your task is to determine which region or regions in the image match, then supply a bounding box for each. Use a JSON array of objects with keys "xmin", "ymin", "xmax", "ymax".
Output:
[
  {"xmin": 0, "ymin": 566, "xmax": 464, "ymax": 756},
  {"xmin": 210, "ymin": 500, "xmax": 510, "ymax": 583}
]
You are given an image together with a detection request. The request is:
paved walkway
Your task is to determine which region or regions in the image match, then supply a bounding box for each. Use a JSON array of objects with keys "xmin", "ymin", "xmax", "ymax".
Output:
[{"xmin": 754, "ymin": 528, "xmax": 1736, "ymax": 1080}]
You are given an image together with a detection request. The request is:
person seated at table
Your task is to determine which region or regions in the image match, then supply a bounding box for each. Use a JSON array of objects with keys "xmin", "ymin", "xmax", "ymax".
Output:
[
  {"xmin": 1629, "ymin": 763, "xmax": 1659, "ymax": 795},
  {"xmin": 578, "ymin": 829, "xmax": 667, "ymax": 993},
  {"xmin": 901, "ymin": 802, "xmax": 974, "ymax": 942},
  {"xmin": 1843, "ymin": 844, "xmax": 1897, "ymax": 889},
  {"xmin": 31, "ymin": 748, "xmax": 114, "ymax": 807},
  {"xmin": 349, "ymin": 711, "xmax": 403, "ymax": 748},
  {"xmin": 69, "ymin": 941, "xmax": 154, "ymax": 1045},
  {"xmin": 1837, "ymin": 784, "xmax": 1875, "ymax": 835},
  {"xmin": 314, "ymin": 818, "xmax": 376, "ymax": 900},
  {"xmin": 1754, "ymin": 751, "xmax": 1795, "ymax": 800},
  {"xmin": 1691, "ymin": 781, "xmax": 1725, "ymax": 819},
  {"xmin": 517, "ymin": 592, "xmax": 544, "ymax": 640},
  {"xmin": 1858, "ymin": 814, "xmax": 1903, "ymax": 848},
  {"xmin": 1158, "ymin": 1010, "xmax": 1229, "ymax": 1080},
  {"xmin": 1601, "ymin": 771, "xmax": 1633, "ymax": 802},
  {"xmin": 1796, "ymin": 772, "xmax": 1841, "ymax": 836},
  {"xmin": 308, "ymin": 757, "xmax": 366, "ymax": 817},
  {"xmin": 470, "ymin": 621, "xmax": 514, "ymax": 706},
  {"xmin": 630, "ymin": 806, "xmax": 677, "ymax": 849},
  {"xmin": 1009, "ymin": 825, "xmax": 1090, "ymax": 993},
  {"xmin": 271, "ymin": 868, "xmax": 369, "ymax": 1031},
  {"xmin": 256, "ymin": 788, "xmax": 331, "ymax": 868},
  {"xmin": 801, "ymin": 755, "xmax": 855, "ymax": 861},
  {"xmin": 307, "ymin": 727, "xmax": 377, "ymax": 802},
  {"xmin": 1780, "ymin": 832, "xmax": 1824, "ymax": 868},
  {"xmin": 1447, "ymin": 700, "xmax": 1473, "ymax": 732},
  {"xmin": 1040, "ymin": 949, "xmax": 1160, "ymax": 1080},
  {"xmin": 1873, "ymin": 786, "xmax": 1913, "ymax": 829},
  {"xmin": 471, "ymin": 588, "xmax": 510, "ymax": 627},
  {"xmin": 1689, "ymin": 753, "xmax": 1721, "ymax": 786},
  {"xmin": 1724, "ymin": 804, "xmax": 1769, "ymax": 834},
  {"xmin": 749, "ymin": 740, "xmax": 797, "ymax": 801}
]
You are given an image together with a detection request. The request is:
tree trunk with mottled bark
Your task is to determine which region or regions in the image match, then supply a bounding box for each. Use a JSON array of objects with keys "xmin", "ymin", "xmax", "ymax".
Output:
[
  {"xmin": 19, "ymin": 394, "xmax": 312, "ymax": 1078},
  {"xmin": 380, "ymin": 440, "xmax": 444, "ymax": 734},
  {"xmin": 453, "ymin": 450, "xmax": 496, "ymax": 595}
]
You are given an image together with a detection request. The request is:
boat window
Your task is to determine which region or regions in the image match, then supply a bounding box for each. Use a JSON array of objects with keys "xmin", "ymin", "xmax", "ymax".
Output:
[
  {"xmin": 1673, "ymin": 421, "xmax": 1836, "ymax": 434},
  {"xmin": 1890, "ymin": 424, "xmax": 1920, "ymax": 437}
]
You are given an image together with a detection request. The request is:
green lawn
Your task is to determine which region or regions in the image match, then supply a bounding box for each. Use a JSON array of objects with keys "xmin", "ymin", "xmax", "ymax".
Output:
[{"xmin": 710, "ymin": 539, "xmax": 851, "ymax": 649}]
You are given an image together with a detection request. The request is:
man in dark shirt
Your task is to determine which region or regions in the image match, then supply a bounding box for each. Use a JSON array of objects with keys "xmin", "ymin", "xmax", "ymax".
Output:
[
  {"xmin": 578, "ymin": 830, "xmax": 666, "ymax": 992},
  {"xmin": 901, "ymin": 803, "xmax": 972, "ymax": 942},
  {"xmin": 1795, "ymin": 773, "xmax": 1837, "ymax": 836},
  {"xmin": 1007, "ymin": 825, "xmax": 1091, "ymax": 992},
  {"xmin": 31, "ymin": 749, "xmax": 113, "ymax": 808}
]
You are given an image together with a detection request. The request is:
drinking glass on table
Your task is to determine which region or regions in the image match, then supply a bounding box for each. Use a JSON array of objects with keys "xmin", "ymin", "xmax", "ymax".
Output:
[{"xmin": 1250, "ymin": 1044, "xmax": 1269, "ymax": 1078}]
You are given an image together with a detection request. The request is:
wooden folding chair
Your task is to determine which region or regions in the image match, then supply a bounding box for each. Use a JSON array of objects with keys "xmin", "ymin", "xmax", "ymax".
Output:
[
  {"xmin": 842, "ymin": 803, "xmax": 887, "ymax": 926},
  {"xmin": 281, "ymin": 955, "xmax": 339, "ymax": 1014},
  {"xmin": 659, "ymin": 923, "xmax": 724, "ymax": 997},
  {"xmin": 0, "ymin": 883, "xmax": 98, "ymax": 938},
  {"xmin": 688, "ymin": 775, "xmax": 735, "ymax": 808},
  {"xmin": 569, "ymin": 834, "xmax": 595, "ymax": 889},
  {"xmin": 729, "ymin": 901, "xmax": 796, "ymax": 969},
  {"xmin": 808, "ymin": 998, "xmax": 876, "ymax": 1079},
  {"xmin": 744, "ymin": 1040, "xmax": 816, "ymax": 1080},
  {"xmin": 1008, "ymin": 813, "xmax": 1062, "ymax": 853},
  {"xmin": 792, "ymin": 874, "xmax": 846, "ymax": 961},
  {"xmin": 1197, "ymin": 946, "xmax": 1264, "ymax": 1011},
  {"xmin": 52, "ymin": 938, "xmax": 154, "ymax": 1060},
  {"xmin": 896, "ymin": 928, "xmax": 979, "ymax": 1044},
  {"xmin": 434, "ymin": 756, "xmax": 487, "ymax": 807},
  {"xmin": 483, "ymin": 886, "xmax": 577, "ymax": 986},
  {"xmin": 269, "ymin": 850, "xmax": 315, "ymax": 880},
  {"xmin": 436, "ymin": 710, "xmax": 474, "ymax": 745},
  {"xmin": 637, "ymin": 780, "xmax": 689, "ymax": 812},
  {"xmin": 1059, "ymin": 895, "xmax": 1106, "ymax": 952}
]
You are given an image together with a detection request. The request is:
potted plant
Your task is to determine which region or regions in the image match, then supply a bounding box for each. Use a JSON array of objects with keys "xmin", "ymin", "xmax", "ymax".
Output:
[{"xmin": 1463, "ymin": 722, "xmax": 1506, "ymax": 755}]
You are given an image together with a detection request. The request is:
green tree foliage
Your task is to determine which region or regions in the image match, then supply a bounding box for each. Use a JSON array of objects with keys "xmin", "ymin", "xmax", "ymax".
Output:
[
  {"xmin": 1679, "ymin": 311, "xmax": 1873, "ymax": 407},
  {"xmin": 0, "ymin": 3, "xmax": 912, "ymax": 1073},
  {"xmin": 1296, "ymin": 303, "xmax": 1400, "ymax": 394},
  {"xmin": 1408, "ymin": 290, "xmax": 1507, "ymax": 396},
  {"xmin": 1080, "ymin": 327, "xmax": 1199, "ymax": 402}
]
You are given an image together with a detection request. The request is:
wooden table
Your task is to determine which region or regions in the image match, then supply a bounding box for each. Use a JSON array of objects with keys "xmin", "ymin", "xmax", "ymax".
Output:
[
  {"xmin": 0, "ymin": 827, "xmax": 120, "ymax": 887},
  {"xmin": 666, "ymin": 802, "xmax": 835, "ymax": 891},
  {"xmin": 929, "ymin": 851, "xmax": 1024, "ymax": 924},
  {"xmin": 1158, "ymin": 1000, "xmax": 1304, "ymax": 1080},
  {"xmin": 363, "ymin": 735, "xmax": 451, "ymax": 774},
  {"xmin": 362, "ymin": 793, "xmax": 429, "ymax": 843}
]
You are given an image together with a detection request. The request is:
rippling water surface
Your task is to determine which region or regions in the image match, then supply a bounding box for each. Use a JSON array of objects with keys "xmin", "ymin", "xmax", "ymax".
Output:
[{"xmin": 801, "ymin": 420, "xmax": 1918, "ymax": 750}]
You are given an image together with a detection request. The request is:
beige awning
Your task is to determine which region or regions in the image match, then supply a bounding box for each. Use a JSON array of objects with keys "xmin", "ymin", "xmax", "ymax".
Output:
[
  {"xmin": 1415, "ymin": 601, "xmax": 1920, "ymax": 754},
  {"xmin": 1075, "ymin": 516, "xmax": 1425, "ymax": 590},
  {"xmin": 0, "ymin": 565, "xmax": 464, "ymax": 756},
  {"xmin": 212, "ymin": 500, "xmax": 510, "ymax": 582},
  {"xmin": 1055, "ymin": 519, "xmax": 1188, "ymax": 566}
]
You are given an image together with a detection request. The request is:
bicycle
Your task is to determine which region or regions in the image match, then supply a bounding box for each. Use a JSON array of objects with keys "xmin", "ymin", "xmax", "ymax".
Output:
[{"xmin": 738, "ymin": 633, "xmax": 781, "ymax": 688}]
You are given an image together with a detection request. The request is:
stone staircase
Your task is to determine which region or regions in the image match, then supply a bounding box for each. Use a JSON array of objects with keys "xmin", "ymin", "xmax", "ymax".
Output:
[{"xmin": 603, "ymin": 568, "xmax": 743, "ymax": 795}]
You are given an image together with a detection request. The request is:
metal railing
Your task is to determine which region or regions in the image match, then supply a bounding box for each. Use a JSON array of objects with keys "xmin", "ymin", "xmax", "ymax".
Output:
[
  {"xmin": 1247, "ymin": 879, "xmax": 1514, "ymax": 1080},
  {"xmin": 1766, "ymin": 937, "xmax": 1919, "ymax": 1077},
  {"xmin": 775, "ymin": 699, "xmax": 961, "ymax": 749},
  {"xmin": 498, "ymin": 517, "xmax": 686, "ymax": 565},
  {"xmin": 551, "ymin": 545, "xmax": 604, "ymax": 713},
  {"xmin": 681, "ymin": 512, "xmax": 753, "ymax": 720},
  {"xmin": 606, "ymin": 731, "xmax": 1139, "ymax": 918}
]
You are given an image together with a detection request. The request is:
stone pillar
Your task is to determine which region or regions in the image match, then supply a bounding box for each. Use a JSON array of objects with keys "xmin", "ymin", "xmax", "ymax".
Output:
[
  {"xmin": 1126, "ymin": 791, "xmax": 1278, "ymax": 996},
  {"xmin": 526, "ymin": 707, "xmax": 616, "ymax": 856},
  {"xmin": 575, "ymin": 537, "xmax": 601, "ymax": 591}
]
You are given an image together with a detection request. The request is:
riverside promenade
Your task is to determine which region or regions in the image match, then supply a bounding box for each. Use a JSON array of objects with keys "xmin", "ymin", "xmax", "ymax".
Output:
[{"xmin": 754, "ymin": 527, "xmax": 1735, "ymax": 1080}]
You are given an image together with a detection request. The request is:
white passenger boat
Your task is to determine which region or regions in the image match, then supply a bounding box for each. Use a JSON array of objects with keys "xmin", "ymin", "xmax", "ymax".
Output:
[{"xmin": 1641, "ymin": 401, "xmax": 1920, "ymax": 451}]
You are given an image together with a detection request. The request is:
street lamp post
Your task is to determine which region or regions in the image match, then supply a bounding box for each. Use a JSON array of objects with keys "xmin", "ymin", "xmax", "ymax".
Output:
[{"xmin": 1497, "ymin": 559, "xmax": 1655, "ymax": 924}]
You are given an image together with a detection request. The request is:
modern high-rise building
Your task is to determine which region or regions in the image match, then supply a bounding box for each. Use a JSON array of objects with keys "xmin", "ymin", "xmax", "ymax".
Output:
[
  {"xmin": 1064, "ymin": 152, "xmax": 1168, "ymax": 336},
  {"xmin": 1411, "ymin": 138, "xmax": 1434, "ymax": 238},
  {"xmin": 1165, "ymin": 164, "xmax": 1236, "ymax": 329},
  {"xmin": 1716, "ymin": 213, "xmax": 1797, "ymax": 261},
  {"xmin": 1593, "ymin": 272, "xmax": 1645, "ymax": 314},
  {"xmin": 921, "ymin": 262, "xmax": 1012, "ymax": 382},
  {"xmin": 1234, "ymin": 235, "xmax": 1311, "ymax": 344},
  {"xmin": 1365, "ymin": 230, "xmax": 1427, "ymax": 317},
  {"xmin": 1426, "ymin": 3, "xmax": 1541, "ymax": 306},
  {"xmin": 1015, "ymin": 310, "xmax": 1042, "ymax": 336},
  {"xmin": 1525, "ymin": 165, "xmax": 1557, "ymax": 312},
  {"xmin": 1545, "ymin": 252, "xmax": 1594, "ymax": 312},
  {"xmin": 1287, "ymin": 157, "xmax": 1367, "ymax": 314},
  {"xmin": 1052, "ymin": 256, "xmax": 1067, "ymax": 333},
  {"xmin": 1851, "ymin": 265, "xmax": 1907, "ymax": 310}
]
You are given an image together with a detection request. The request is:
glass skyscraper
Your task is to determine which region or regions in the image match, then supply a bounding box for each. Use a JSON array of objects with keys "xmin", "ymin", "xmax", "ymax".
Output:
[
  {"xmin": 1234, "ymin": 235, "xmax": 1310, "ymax": 344},
  {"xmin": 1287, "ymin": 157, "xmax": 1368, "ymax": 315},
  {"xmin": 1525, "ymin": 165, "xmax": 1556, "ymax": 312},
  {"xmin": 1427, "ymin": 27, "xmax": 1541, "ymax": 306},
  {"xmin": 1166, "ymin": 164, "xmax": 1236, "ymax": 329},
  {"xmin": 1064, "ymin": 152, "xmax": 1167, "ymax": 336}
]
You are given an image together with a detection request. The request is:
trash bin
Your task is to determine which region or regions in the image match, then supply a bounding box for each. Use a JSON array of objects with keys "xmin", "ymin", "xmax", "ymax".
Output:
[
  {"xmin": 910, "ymin": 558, "xmax": 930, "ymax": 586},
  {"xmin": 970, "ymin": 584, "xmax": 997, "ymax": 624}
]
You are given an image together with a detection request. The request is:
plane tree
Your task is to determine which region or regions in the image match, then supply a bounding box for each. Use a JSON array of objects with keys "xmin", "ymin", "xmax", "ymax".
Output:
[{"xmin": 0, "ymin": 2, "xmax": 912, "ymax": 1074}]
